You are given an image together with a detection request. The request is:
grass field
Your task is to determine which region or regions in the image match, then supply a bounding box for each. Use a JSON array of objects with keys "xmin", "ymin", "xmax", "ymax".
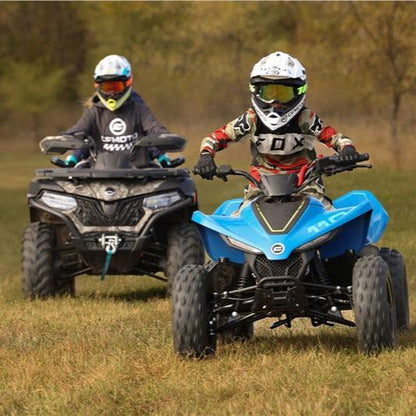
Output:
[{"xmin": 1, "ymin": 148, "xmax": 415, "ymax": 416}]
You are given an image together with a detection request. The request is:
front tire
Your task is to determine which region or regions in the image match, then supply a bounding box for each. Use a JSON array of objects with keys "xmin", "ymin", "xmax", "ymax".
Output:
[
  {"xmin": 21, "ymin": 223, "xmax": 74, "ymax": 299},
  {"xmin": 172, "ymin": 264, "xmax": 215, "ymax": 357},
  {"xmin": 165, "ymin": 223, "xmax": 205, "ymax": 293},
  {"xmin": 380, "ymin": 248, "xmax": 410, "ymax": 331},
  {"xmin": 352, "ymin": 255, "xmax": 397, "ymax": 354}
]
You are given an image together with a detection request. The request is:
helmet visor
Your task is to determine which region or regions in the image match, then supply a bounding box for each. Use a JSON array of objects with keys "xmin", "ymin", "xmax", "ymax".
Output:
[
  {"xmin": 98, "ymin": 80, "xmax": 127, "ymax": 94},
  {"xmin": 258, "ymin": 84, "xmax": 296, "ymax": 104}
]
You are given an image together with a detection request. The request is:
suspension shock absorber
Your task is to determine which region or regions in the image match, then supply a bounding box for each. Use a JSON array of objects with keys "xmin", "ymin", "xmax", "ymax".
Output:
[
  {"xmin": 233, "ymin": 262, "xmax": 251, "ymax": 313},
  {"xmin": 311, "ymin": 253, "xmax": 336, "ymax": 312}
]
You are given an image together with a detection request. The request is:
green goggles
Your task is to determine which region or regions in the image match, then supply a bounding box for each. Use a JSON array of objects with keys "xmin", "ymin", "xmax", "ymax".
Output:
[{"xmin": 257, "ymin": 83, "xmax": 307, "ymax": 104}]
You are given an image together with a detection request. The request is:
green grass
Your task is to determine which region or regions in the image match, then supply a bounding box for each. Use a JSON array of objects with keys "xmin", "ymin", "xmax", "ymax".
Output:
[{"xmin": 1, "ymin": 149, "xmax": 416, "ymax": 415}]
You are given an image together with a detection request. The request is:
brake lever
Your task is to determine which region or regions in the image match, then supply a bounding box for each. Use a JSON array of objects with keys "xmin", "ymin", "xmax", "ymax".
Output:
[{"xmin": 216, "ymin": 173, "xmax": 228, "ymax": 182}]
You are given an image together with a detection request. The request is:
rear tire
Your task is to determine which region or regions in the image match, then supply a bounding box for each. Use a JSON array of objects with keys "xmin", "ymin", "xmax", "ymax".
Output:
[
  {"xmin": 380, "ymin": 248, "xmax": 410, "ymax": 331},
  {"xmin": 172, "ymin": 264, "xmax": 215, "ymax": 357},
  {"xmin": 21, "ymin": 223, "xmax": 74, "ymax": 299},
  {"xmin": 352, "ymin": 255, "xmax": 396, "ymax": 354},
  {"xmin": 165, "ymin": 223, "xmax": 205, "ymax": 294}
]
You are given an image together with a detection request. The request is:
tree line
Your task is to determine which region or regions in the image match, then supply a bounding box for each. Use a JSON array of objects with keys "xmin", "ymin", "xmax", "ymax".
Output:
[{"xmin": 1, "ymin": 2, "xmax": 416, "ymax": 167}]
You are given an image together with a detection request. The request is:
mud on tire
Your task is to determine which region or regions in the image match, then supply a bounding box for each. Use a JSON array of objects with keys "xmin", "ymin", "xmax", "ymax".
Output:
[
  {"xmin": 352, "ymin": 255, "xmax": 396, "ymax": 354},
  {"xmin": 172, "ymin": 264, "xmax": 215, "ymax": 357},
  {"xmin": 165, "ymin": 223, "xmax": 205, "ymax": 294},
  {"xmin": 21, "ymin": 222, "xmax": 74, "ymax": 299}
]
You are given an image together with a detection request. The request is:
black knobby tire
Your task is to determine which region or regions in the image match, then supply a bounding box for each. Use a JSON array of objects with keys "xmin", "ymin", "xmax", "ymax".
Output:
[
  {"xmin": 21, "ymin": 223, "xmax": 74, "ymax": 299},
  {"xmin": 172, "ymin": 264, "xmax": 216, "ymax": 357},
  {"xmin": 165, "ymin": 222, "xmax": 205, "ymax": 293},
  {"xmin": 203, "ymin": 261, "xmax": 254, "ymax": 344},
  {"xmin": 352, "ymin": 255, "xmax": 397, "ymax": 354},
  {"xmin": 379, "ymin": 247, "xmax": 410, "ymax": 331}
]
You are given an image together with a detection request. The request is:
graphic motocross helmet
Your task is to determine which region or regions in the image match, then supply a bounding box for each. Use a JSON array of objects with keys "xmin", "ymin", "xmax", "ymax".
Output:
[
  {"xmin": 94, "ymin": 55, "xmax": 133, "ymax": 111},
  {"xmin": 250, "ymin": 51, "xmax": 307, "ymax": 130}
]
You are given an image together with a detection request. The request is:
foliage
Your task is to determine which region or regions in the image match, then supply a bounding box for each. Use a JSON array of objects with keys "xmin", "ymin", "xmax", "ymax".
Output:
[{"xmin": 1, "ymin": 2, "xmax": 416, "ymax": 161}]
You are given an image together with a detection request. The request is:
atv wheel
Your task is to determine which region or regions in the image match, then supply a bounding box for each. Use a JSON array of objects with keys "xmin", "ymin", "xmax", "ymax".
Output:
[
  {"xmin": 21, "ymin": 223, "xmax": 74, "ymax": 299},
  {"xmin": 380, "ymin": 248, "xmax": 410, "ymax": 331},
  {"xmin": 352, "ymin": 255, "xmax": 396, "ymax": 354},
  {"xmin": 166, "ymin": 222, "xmax": 204, "ymax": 293},
  {"xmin": 172, "ymin": 264, "xmax": 215, "ymax": 357}
]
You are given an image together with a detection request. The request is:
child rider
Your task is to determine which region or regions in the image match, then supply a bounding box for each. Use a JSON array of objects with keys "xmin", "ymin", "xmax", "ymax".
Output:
[{"xmin": 193, "ymin": 51, "xmax": 361, "ymax": 207}]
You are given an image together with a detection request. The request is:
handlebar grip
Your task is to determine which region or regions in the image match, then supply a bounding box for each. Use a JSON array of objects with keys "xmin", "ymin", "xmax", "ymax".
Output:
[{"xmin": 356, "ymin": 153, "xmax": 370, "ymax": 162}]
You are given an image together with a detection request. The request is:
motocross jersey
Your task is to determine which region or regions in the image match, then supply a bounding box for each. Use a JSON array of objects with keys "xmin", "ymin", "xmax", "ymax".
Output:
[
  {"xmin": 65, "ymin": 91, "xmax": 168, "ymax": 167},
  {"xmin": 200, "ymin": 107, "xmax": 354, "ymax": 172}
]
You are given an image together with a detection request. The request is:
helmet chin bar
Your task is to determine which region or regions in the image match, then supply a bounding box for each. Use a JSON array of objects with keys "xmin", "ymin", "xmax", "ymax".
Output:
[
  {"xmin": 251, "ymin": 97, "xmax": 305, "ymax": 130},
  {"xmin": 97, "ymin": 86, "xmax": 132, "ymax": 111}
]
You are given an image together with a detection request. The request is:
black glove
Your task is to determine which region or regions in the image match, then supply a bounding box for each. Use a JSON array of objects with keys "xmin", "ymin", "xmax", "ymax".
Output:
[
  {"xmin": 194, "ymin": 153, "xmax": 217, "ymax": 180},
  {"xmin": 338, "ymin": 146, "xmax": 360, "ymax": 164}
]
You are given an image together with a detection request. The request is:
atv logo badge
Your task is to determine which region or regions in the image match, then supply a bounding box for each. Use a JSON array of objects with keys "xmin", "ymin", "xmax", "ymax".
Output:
[
  {"xmin": 109, "ymin": 118, "xmax": 127, "ymax": 136},
  {"xmin": 104, "ymin": 187, "xmax": 116, "ymax": 197},
  {"xmin": 271, "ymin": 243, "xmax": 285, "ymax": 255}
]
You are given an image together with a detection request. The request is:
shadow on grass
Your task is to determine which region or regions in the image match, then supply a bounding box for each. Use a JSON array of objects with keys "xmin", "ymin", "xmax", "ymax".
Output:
[
  {"xmin": 245, "ymin": 330, "xmax": 358, "ymax": 354},
  {"xmin": 396, "ymin": 322, "xmax": 416, "ymax": 349},
  {"xmin": 223, "ymin": 322, "xmax": 416, "ymax": 356},
  {"xmin": 80, "ymin": 286, "xmax": 168, "ymax": 303}
]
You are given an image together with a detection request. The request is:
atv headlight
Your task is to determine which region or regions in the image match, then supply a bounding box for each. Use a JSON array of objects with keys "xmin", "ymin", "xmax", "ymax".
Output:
[
  {"xmin": 223, "ymin": 235, "xmax": 262, "ymax": 254},
  {"xmin": 40, "ymin": 191, "xmax": 77, "ymax": 211},
  {"xmin": 296, "ymin": 229, "xmax": 340, "ymax": 251},
  {"xmin": 143, "ymin": 191, "xmax": 182, "ymax": 210}
]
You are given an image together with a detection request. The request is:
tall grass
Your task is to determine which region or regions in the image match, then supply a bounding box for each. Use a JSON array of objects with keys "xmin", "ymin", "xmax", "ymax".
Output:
[{"xmin": 0, "ymin": 147, "xmax": 415, "ymax": 415}]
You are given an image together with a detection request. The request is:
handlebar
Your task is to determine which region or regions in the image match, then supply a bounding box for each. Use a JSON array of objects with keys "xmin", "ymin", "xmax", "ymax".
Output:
[
  {"xmin": 314, "ymin": 153, "xmax": 370, "ymax": 176},
  {"xmin": 194, "ymin": 153, "xmax": 371, "ymax": 187}
]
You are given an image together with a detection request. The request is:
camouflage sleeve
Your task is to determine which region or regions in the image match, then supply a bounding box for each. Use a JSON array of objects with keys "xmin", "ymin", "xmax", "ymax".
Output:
[
  {"xmin": 200, "ymin": 109, "xmax": 257, "ymax": 156},
  {"xmin": 297, "ymin": 108, "xmax": 355, "ymax": 152}
]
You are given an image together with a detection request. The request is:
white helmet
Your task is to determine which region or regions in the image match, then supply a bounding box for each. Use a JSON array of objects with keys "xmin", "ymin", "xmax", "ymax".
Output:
[
  {"xmin": 94, "ymin": 55, "xmax": 133, "ymax": 111},
  {"xmin": 250, "ymin": 51, "xmax": 307, "ymax": 130}
]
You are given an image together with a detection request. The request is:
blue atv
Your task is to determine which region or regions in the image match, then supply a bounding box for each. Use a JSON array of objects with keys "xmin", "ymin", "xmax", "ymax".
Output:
[{"xmin": 172, "ymin": 153, "xmax": 409, "ymax": 356}]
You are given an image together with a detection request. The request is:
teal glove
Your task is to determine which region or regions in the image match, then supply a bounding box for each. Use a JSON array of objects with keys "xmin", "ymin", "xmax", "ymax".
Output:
[
  {"xmin": 157, "ymin": 154, "xmax": 171, "ymax": 167},
  {"xmin": 65, "ymin": 154, "xmax": 78, "ymax": 167}
]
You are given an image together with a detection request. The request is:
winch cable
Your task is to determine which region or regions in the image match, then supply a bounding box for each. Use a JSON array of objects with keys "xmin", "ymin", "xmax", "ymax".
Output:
[
  {"xmin": 100, "ymin": 246, "xmax": 114, "ymax": 281},
  {"xmin": 98, "ymin": 234, "xmax": 121, "ymax": 281}
]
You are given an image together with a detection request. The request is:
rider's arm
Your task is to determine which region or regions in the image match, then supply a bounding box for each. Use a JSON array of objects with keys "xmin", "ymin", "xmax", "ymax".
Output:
[
  {"xmin": 134, "ymin": 94, "xmax": 171, "ymax": 165},
  {"xmin": 297, "ymin": 108, "xmax": 355, "ymax": 152},
  {"xmin": 199, "ymin": 109, "xmax": 257, "ymax": 156},
  {"xmin": 62, "ymin": 108, "xmax": 95, "ymax": 163}
]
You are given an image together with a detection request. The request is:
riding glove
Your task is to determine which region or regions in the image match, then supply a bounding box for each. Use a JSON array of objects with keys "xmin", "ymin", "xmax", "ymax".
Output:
[
  {"xmin": 64, "ymin": 154, "xmax": 78, "ymax": 167},
  {"xmin": 157, "ymin": 153, "xmax": 171, "ymax": 167},
  {"xmin": 338, "ymin": 146, "xmax": 360, "ymax": 164},
  {"xmin": 194, "ymin": 153, "xmax": 217, "ymax": 180}
]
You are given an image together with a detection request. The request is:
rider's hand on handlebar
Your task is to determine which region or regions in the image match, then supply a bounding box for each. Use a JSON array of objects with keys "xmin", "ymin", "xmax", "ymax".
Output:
[
  {"xmin": 157, "ymin": 153, "xmax": 171, "ymax": 167},
  {"xmin": 64, "ymin": 154, "xmax": 78, "ymax": 167},
  {"xmin": 337, "ymin": 146, "xmax": 361, "ymax": 164},
  {"xmin": 194, "ymin": 153, "xmax": 217, "ymax": 180}
]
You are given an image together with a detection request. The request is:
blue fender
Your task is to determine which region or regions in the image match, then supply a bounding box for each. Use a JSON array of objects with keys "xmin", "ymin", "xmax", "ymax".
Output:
[{"xmin": 193, "ymin": 190, "xmax": 388, "ymax": 263}]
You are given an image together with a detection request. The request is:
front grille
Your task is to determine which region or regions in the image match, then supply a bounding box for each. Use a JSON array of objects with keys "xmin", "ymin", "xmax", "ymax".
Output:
[
  {"xmin": 254, "ymin": 253, "xmax": 304, "ymax": 278},
  {"xmin": 75, "ymin": 197, "xmax": 144, "ymax": 226}
]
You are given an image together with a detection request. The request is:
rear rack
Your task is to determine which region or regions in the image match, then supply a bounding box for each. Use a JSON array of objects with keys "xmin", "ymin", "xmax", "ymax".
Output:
[{"xmin": 35, "ymin": 167, "xmax": 191, "ymax": 179}]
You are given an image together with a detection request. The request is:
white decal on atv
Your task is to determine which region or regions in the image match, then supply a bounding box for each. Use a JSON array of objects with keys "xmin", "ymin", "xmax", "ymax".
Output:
[
  {"xmin": 271, "ymin": 243, "xmax": 285, "ymax": 254},
  {"xmin": 109, "ymin": 118, "xmax": 127, "ymax": 135},
  {"xmin": 307, "ymin": 211, "xmax": 348, "ymax": 233},
  {"xmin": 254, "ymin": 133, "xmax": 315, "ymax": 155}
]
